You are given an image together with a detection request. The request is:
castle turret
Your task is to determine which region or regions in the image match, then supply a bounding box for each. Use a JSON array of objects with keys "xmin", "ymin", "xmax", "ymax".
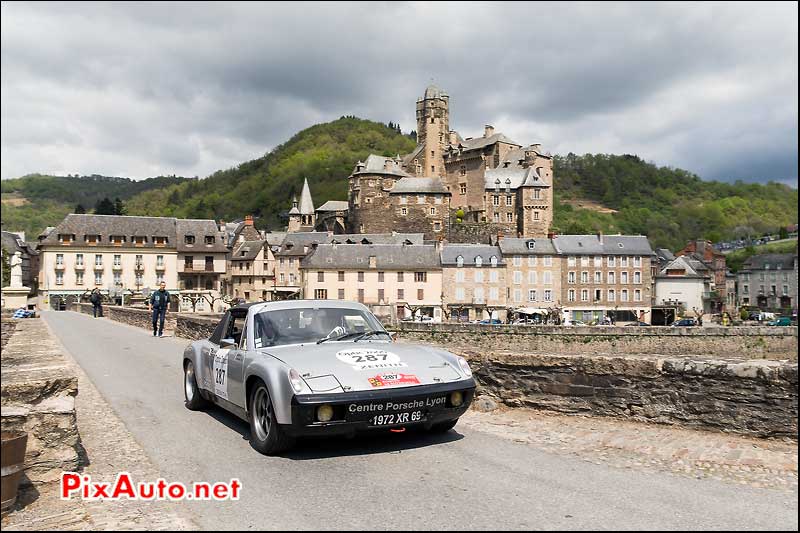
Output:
[{"xmin": 415, "ymin": 84, "xmax": 449, "ymax": 178}]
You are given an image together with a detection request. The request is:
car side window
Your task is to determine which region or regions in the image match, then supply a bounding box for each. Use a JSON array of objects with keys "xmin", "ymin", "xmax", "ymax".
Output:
[
  {"xmin": 210, "ymin": 312, "xmax": 231, "ymax": 345},
  {"xmin": 239, "ymin": 321, "xmax": 248, "ymax": 350}
]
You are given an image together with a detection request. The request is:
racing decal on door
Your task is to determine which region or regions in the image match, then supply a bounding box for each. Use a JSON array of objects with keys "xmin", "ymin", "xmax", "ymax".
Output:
[
  {"xmin": 367, "ymin": 373, "xmax": 420, "ymax": 388},
  {"xmin": 213, "ymin": 349, "xmax": 230, "ymax": 400},
  {"xmin": 336, "ymin": 349, "xmax": 408, "ymax": 371}
]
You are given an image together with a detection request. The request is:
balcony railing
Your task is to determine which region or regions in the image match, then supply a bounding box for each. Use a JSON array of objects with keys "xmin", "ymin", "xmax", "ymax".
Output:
[
  {"xmin": 156, "ymin": 263, "xmax": 165, "ymax": 270},
  {"xmin": 134, "ymin": 262, "xmax": 144, "ymax": 271},
  {"xmin": 112, "ymin": 263, "xmax": 123, "ymax": 270},
  {"xmin": 93, "ymin": 263, "xmax": 104, "ymax": 270},
  {"xmin": 55, "ymin": 263, "xmax": 65, "ymax": 270},
  {"xmin": 74, "ymin": 263, "xmax": 85, "ymax": 270}
]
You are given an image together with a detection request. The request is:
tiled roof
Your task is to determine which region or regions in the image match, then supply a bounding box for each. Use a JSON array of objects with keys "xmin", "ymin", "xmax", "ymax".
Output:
[
  {"xmin": 742, "ymin": 253, "xmax": 797, "ymax": 270},
  {"xmin": 656, "ymin": 256, "xmax": 709, "ymax": 279},
  {"xmin": 175, "ymin": 219, "xmax": 228, "ymax": 252},
  {"xmin": 302, "ymin": 244, "xmax": 440, "ymax": 270},
  {"xmin": 316, "ymin": 200, "xmax": 349, "ymax": 212},
  {"xmin": 498, "ymin": 238, "xmax": 556, "ymax": 255},
  {"xmin": 440, "ymin": 244, "xmax": 505, "ymax": 266},
  {"xmin": 390, "ymin": 177, "xmax": 449, "ymax": 195},
  {"xmin": 553, "ymin": 234, "xmax": 654, "ymax": 256},
  {"xmin": 484, "ymin": 166, "xmax": 548, "ymax": 190},
  {"xmin": 231, "ymin": 240, "xmax": 265, "ymax": 261},
  {"xmin": 353, "ymin": 154, "xmax": 411, "ymax": 177},
  {"xmin": 447, "ymin": 132, "xmax": 521, "ymax": 153}
]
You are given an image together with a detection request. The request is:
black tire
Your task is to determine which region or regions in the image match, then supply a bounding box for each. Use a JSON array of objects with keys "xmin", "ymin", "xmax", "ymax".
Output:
[
  {"xmin": 184, "ymin": 360, "xmax": 208, "ymax": 410},
  {"xmin": 248, "ymin": 380, "xmax": 295, "ymax": 455},
  {"xmin": 430, "ymin": 419, "xmax": 458, "ymax": 433}
]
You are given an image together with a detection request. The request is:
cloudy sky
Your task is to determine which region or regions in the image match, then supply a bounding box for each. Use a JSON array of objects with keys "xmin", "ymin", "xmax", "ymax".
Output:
[{"xmin": 2, "ymin": 1, "xmax": 797, "ymax": 186}]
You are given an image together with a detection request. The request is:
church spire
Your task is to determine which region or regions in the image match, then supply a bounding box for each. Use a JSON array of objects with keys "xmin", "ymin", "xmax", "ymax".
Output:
[{"xmin": 298, "ymin": 177, "xmax": 315, "ymax": 215}]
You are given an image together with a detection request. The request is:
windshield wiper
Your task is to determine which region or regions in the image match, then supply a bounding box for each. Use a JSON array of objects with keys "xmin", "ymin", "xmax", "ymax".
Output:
[
  {"xmin": 353, "ymin": 330, "xmax": 391, "ymax": 342},
  {"xmin": 316, "ymin": 332, "xmax": 363, "ymax": 344}
]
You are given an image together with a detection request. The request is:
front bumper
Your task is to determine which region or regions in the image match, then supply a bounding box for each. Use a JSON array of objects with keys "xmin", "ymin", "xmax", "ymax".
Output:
[{"xmin": 284, "ymin": 379, "xmax": 476, "ymax": 437}]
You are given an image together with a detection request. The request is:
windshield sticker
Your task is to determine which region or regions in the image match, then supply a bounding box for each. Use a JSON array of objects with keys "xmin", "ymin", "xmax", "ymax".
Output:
[
  {"xmin": 336, "ymin": 349, "xmax": 408, "ymax": 371},
  {"xmin": 213, "ymin": 348, "xmax": 230, "ymax": 400},
  {"xmin": 368, "ymin": 373, "xmax": 420, "ymax": 388}
]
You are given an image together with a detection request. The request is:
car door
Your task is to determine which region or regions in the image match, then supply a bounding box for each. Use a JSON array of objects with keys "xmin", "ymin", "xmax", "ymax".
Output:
[
  {"xmin": 201, "ymin": 311, "xmax": 231, "ymax": 393},
  {"xmin": 211, "ymin": 310, "xmax": 245, "ymax": 404},
  {"xmin": 226, "ymin": 314, "xmax": 248, "ymax": 408}
]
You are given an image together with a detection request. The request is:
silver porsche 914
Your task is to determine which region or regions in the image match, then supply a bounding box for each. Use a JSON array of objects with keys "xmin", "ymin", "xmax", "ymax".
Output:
[{"xmin": 182, "ymin": 300, "xmax": 476, "ymax": 454}]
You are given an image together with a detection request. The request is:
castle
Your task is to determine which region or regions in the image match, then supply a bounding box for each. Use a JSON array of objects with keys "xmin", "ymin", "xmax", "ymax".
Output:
[{"xmin": 289, "ymin": 84, "xmax": 554, "ymax": 242}]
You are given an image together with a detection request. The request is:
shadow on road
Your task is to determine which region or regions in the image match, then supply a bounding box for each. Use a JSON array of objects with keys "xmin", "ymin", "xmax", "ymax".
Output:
[{"xmin": 202, "ymin": 404, "xmax": 464, "ymax": 460}]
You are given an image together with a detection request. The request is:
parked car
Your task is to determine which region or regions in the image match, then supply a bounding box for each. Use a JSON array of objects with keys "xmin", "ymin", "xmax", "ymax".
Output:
[
  {"xmin": 625, "ymin": 321, "xmax": 651, "ymax": 326},
  {"xmin": 479, "ymin": 318, "xmax": 503, "ymax": 325},
  {"xmin": 670, "ymin": 318, "xmax": 698, "ymax": 327},
  {"xmin": 766, "ymin": 317, "xmax": 792, "ymax": 326},
  {"xmin": 564, "ymin": 319, "xmax": 587, "ymax": 326},
  {"xmin": 182, "ymin": 300, "xmax": 476, "ymax": 455}
]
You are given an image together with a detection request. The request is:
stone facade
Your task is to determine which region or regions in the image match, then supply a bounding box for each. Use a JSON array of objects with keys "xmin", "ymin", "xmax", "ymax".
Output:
[
  {"xmin": 441, "ymin": 244, "xmax": 508, "ymax": 321},
  {"xmin": 500, "ymin": 238, "xmax": 560, "ymax": 312},
  {"xmin": 736, "ymin": 253, "xmax": 798, "ymax": 311}
]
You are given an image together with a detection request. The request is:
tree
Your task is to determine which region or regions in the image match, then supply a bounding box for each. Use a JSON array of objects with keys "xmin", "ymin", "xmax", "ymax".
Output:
[
  {"xmin": 94, "ymin": 197, "xmax": 116, "ymax": 215},
  {"xmin": 74, "ymin": 204, "xmax": 86, "ymax": 214},
  {"xmin": 114, "ymin": 197, "xmax": 127, "ymax": 215},
  {"xmin": 779, "ymin": 226, "xmax": 789, "ymax": 239}
]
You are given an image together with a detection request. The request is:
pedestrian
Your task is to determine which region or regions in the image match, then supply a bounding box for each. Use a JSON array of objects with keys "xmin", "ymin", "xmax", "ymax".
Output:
[
  {"xmin": 149, "ymin": 281, "xmax": 171, "ymax": 337},
  {"xmin": 89, "ymin": 288, "xmax": 103, "ymax": 318}
]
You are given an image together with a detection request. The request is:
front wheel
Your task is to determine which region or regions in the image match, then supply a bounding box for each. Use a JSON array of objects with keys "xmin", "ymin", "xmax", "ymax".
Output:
[
  {"xmin": 248, "ymin": 381, "xmax": 295, "ymax": 455},
  {"xmin": 184, "ymin": 360, "xmax": 208, "ymax": 410}
]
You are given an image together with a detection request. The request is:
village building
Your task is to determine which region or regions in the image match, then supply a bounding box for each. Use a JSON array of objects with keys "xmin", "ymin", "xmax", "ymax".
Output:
[
  {"xmin": 440, "ymin": 244, "xmax": 507, "ymax": 321},
  {"xmin": 497, "ymin": 237, "xmax": 560, "ymax": 320},
  {"xmin": 736, "ymin": 253, "xmax": 798, "ymax": 311}
]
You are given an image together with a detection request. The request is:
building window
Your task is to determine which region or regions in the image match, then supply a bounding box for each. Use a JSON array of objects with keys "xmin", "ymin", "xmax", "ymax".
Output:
[
  {"xmin": 459, "ymin": 165, "xmax": 466, "ymax": 176},
  {"xmin": 594, "ymin": 271, "xmax": 602, "ymax": 283},
  {"xmin": 56, "ymin": 272, "xmax": 64, "ymax": 285},
  {"xmin": 621, "ymin": 272, "xmax": 629, "ymax": 284},
  {"xmin": 493, "ymin": 212, "xmax": 500, "ymax": 222},
  {"xmin": 456, "ymin": 255, "xmax": 464, "ymax": 267},
  {"xmin": 338, "ymin": 288, "xmax": 345, "ymax": 299},
  {"xmin": 56, "ymin": 253, "xmax": 64, "ymax": 266},
  {"xmin": 621, "ymin": 289, "xmax": 629, "ymax": 302},
  {"xmin": 528, "ymin": 256, "xmax": 538, "ymax": 267},
  {"xmin": 528, "ymin": 271, "xmax": 537, "ymax": 284},
  {"xmin": 543, "ymin": 256, "xmax": 552, "ymax": 267},
  {"xmin": 595, "ymin": 289, "xmax": 602, "ymax": 302},
  {"xmin": 459, "ymin": 183, "xmax": 467, "ymax": 195},
  {"xmin": 280, "ymin": 273, "xmax": 285, "ymax": 283},
  {"xmin": 315, "ymin": 289, "xmax": 327, "ymax": 299},
  {"xmin": 95, "ymin": 254, "xmax": 103, "ymax": 267},
  {"xmin": 206, "ymin": 236, "xmax": 217, "ymax": 245},
  {"xmin": 493, "ymin": 195, "xmax": 500, "ymax": 206},
  {"xmin": 634, "ymin": 271, "xmax": 641, "ymax": 284},
  {"xmin": 397, "ymin": 272, "xmax": 404, "ymax": 282},
  {"xmin": 434, "ymin": 222, "xmax": 442, "ymax": 232},
  {"xmin": 336, "ymin": 271, "xmax": 344, "ymax": 282},
  {"xmin": 608, "ymin": 289, "xmax": 616, "ymax": 302},
  {"xmin": 594, "ymin": 256, "xmax": 602, "ymax": 267},
  {"xmin": 378, "ymin": 271, "xmax": 385, "ymax": 283},
  {"xmin": 76, "ymin": 254, "xmax": 84, "ymax": 266},
  {"xmin": 456, "ymin": 270, "xmax": 465, "ymax": 282},
  {"xmin": 568, "ymin": 289, "xmax": 576, "ymax": 302},
  {"xmin": 414, "ymin": 272, "xmax": 427, "ymax": 282},
  {"xmin": 568, "ymin": 256, "xmax": 576, "ymax": 267},
  {"xmin": 475, "ymin": 256, "xmax": 483, "ymax": 267},
  {"xmin": 608, "ymin": 257, "xmax": 616, "ymax": 267},
  {"xmin": 634, "ymin": 256, "xmax": 641, "ymax": 267},
  {"xmin": 533, "ymin": 211, "xmax": 540, "ymax": 221},
  {"xmin": 184, "ymin": 235, "xmax": 195, "ymax": 245},
  {"xmin": 397, "ymin": 288, "xmax": 404, "ymax": 300},
  {"xmin": 358, "ymin": 271, "xmax": 365, "ymax": 282},
  {"xmin": 621, "ymin": 257, "xmax": 629, "ymax": 267},
  {"xmin": 512, "ymin": 271, "xmax": 521, "ymax": 284},
  {"xmin": 544, "ymin": 290, "xmax": 552, "ymax": 301},
  {"xmin": 608, "ymin": 272, "xmax": 616, "ymax": 284},
  {"xmin": 634, "ymin": 289, "xmax": 642, "ymax": 302},
  {"xmin": 114, "ymin": 254, "xmax": 121, "ymax": 266},
  {"xmin": 506, "ymin": 196, "xmax": 513, "ymax": 206},
  {"xmin": 76, "ymin": 272, "xmax": 84, "ymax": 285},
  {"xmin": 417, "ymin": 288, "xmax": 424, "ymax": 300},
  {"xmin": 455, "ymin": 287, "xmax": 465, "ymax": 300},
  {"xmin": 543, "ymin": 271, "xmax": 552, "ymax": 285},
  {"xmin": 317, "ymin": 271, "xmax": 325, "ymax": 282},
  {"xmin": 581, "ymin": 272, "xmax": 588, "ymax": 284},
  {"xmin": 376, "ymin": 288, "xmax": 384, "ymax": 302},
  {"xmin": 474, "ymin": 287, "xmax": 484, "ymax": 303},
  {"xmin": 157, "ymin": 255, "xmax": 164, "ymax": 267},
  {"xmin": 95, "ymin": 272, "xmax": 103, "ymax": 285},
  {"xmin": 357, "ymin": 289, "xmax": 364, "ymax": 302},
  {"xmin": 113, "ymin": 272, "xmax": 122, "ymax": 286},
  {"xmin": 568, "ymin": 272, "xmax": 576, "ymax": 283},
  {"xmin": 430, "ymin": 207, "xmax": 436, "ymax": 215},
  {"xmin": 581, "ymin": 289, "xmax": 589, "ymax": 302},
  {"xmin": 401, "ymin": 207, "xmax": 408, "ymax": 216},
  {"xmin": 533, "ymin": 189, "xmax": 541, "ymax": 200},
  {"xmin": 529, "ymin": 289, "xmax": 537, "ymax": 301},
  {"xmin": 581, "ymin": 257, "xmax": 589, "ymax": 267}
]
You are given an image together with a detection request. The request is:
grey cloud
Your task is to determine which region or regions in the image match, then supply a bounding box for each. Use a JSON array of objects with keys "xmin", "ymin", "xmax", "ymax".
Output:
[{"xmin": 1, "ymin": 1, "xmax": 797, "ymax": 187}]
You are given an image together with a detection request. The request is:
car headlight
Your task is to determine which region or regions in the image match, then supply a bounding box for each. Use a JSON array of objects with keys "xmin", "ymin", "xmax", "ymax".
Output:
[
  {"xmin": 316, "ymin": 404, "xmax": 334, "ymax": 422},
  {"xmin": 450, "ymin": 391, "xmax": 464, "ymax": 407},
  {"xmin": 288, "ymin": 368, "xmax": 305, "ymax": 393},
  {"xmin": 457, "ymin": 356, "xmax": 472, "ymax": 377}
]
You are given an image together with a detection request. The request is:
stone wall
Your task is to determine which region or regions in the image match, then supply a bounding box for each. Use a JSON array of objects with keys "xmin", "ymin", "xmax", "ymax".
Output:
[
  {"xmin": 75, "ymin": 303, "xmax": 216, "ymax": 341},
  {"xmin": 467, "ymin": 351, "xmax": 797, "ymax": 439},
  {"xmin": 392, "ymin": 322, "xmax": 798, "ymax": 361},
  {"xmin": 1, "ymin": 318, "xmax": 81, "ymax": 484}
]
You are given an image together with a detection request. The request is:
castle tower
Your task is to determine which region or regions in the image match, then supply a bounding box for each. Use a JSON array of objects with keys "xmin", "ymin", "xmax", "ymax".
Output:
[
  {"xmin": 415, "ymin": 84, "xmax": 449, "ymax": 178},
  {"xmin": 287, "ymin": 195, "xmax": 302, "ymax": 233}
]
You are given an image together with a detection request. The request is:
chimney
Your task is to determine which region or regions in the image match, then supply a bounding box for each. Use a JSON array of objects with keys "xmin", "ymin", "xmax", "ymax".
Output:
[
  {"xmin": 218, "ymin": 220, "xmax": 226, "ymax": 232},
  {"xmin": 496, "ymin": 232, "xmax": 504, "ymax": 244},
  {"xmin": 597, "ymin": 231, "xmax": 603, "ymax": 245},
  {"xmin": 484, "ymin": 125, "xmax": 495, "ymax": 138},
  {"xmin": 244, "ymin": 215, "xmax": 254, "ymax": 226},
  {"xmin": 547, "ymin": 232, "xmax": 556, "ymax": 239},
  {"xmin": 448, "ymin": 130, "xmax": 458, "ymax": 144}
]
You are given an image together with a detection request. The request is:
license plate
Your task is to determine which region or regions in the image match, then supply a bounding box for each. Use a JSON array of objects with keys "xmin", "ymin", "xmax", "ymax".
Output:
[{"xmin": 369, "ymin": 410, "xmax": 424, "ymax": 426}]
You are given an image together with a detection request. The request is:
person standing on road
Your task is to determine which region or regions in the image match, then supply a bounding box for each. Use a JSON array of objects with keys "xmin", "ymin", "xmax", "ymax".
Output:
[
  {"xmin": 89, "ymin": 288, "xmax": 103, "ymax": 318},
  {"xmin": 149, "ymin": 282, "xmax": 171, "ymax": 337}
]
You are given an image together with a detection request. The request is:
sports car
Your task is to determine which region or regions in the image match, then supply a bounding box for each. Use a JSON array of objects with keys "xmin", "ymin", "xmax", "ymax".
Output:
[{"xmin": 182, "ymin": 300, "xmax": 476, "ymax": 454}]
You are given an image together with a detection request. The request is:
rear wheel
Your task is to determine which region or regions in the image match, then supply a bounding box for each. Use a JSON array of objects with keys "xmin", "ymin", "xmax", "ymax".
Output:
[
  {"xmin": 248, "ymin": 380, "xmax": 295, "ymax": 455},
  {"xmin": 430, "ymin": 419, "xmax": 458, "ymax": 433},
  {"xmin": 184, "ymin": 360, "xmax": 208, "ymax": 410}
]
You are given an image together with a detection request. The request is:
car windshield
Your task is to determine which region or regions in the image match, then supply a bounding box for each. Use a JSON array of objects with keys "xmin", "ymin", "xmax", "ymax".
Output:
[{"xmin": 252, "ymin": 306, "xmax": 387, "ymax": 348}]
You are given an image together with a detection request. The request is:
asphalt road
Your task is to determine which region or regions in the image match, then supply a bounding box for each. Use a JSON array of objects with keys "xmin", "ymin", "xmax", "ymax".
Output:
[{"xmin": 43, "ymin": 311, "xmax": 798, "ymax": 531}]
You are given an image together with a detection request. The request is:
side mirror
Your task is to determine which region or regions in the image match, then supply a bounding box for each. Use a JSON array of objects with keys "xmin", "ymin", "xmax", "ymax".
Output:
[{"xmin": 220, "ymin": 338, "xmax": 236, "ymax": 348}]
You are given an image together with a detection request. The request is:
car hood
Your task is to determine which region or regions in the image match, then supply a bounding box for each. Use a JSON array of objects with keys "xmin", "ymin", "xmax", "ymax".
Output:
[{"xmin": 261, "ymin": 341, "xmax": 465, "ymax": 393}]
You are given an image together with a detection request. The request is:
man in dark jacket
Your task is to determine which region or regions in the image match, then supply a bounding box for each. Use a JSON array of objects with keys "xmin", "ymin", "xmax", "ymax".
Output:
[
  {"xmin": 89, "ymin": 289, "xmax": 103, "ymax": 318},
  {"xmin": 149, "ymin": 282, "xmax": 171, "ymax": 337}
]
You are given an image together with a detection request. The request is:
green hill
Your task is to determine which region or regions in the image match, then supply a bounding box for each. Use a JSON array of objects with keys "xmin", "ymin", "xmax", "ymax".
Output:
[
  {"xmin": 1, "ymin": 173, "xmax": 189, "ymax": 237},
  {"xmin": 552, "ymin": 153, "xmax": 798, "ymax": 250},
  {"xmin": 124, "ymin": 117, "xmax": 417, "ymax": 228}
]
